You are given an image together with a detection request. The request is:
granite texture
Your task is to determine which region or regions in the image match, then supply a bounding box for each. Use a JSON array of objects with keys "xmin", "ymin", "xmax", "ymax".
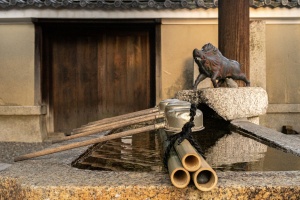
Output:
[
  {"xmin": 0, "ymin": 163, "xmax": 299, "ymax": 199},
  {"xmin": 175, "ymin": 87, "xmax": 268, "ymax": 121},
  {"xmin": 0, "ymin": 131, "xmax": 300, "ymax": 199}
]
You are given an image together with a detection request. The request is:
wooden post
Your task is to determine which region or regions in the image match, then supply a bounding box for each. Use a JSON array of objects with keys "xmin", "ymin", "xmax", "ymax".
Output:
[{"xmin": 218, "ymin": 0, "xmax": 250, "ymax": 86}]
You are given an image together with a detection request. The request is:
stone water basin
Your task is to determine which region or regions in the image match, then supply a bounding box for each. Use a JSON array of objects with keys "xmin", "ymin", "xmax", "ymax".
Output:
[
  {"xmin": 1, "ymin": 120, "xmax": 300, "ymax": 199},
  {"xmin": 72, "ymin": 121, "xmax": 300, "ymax": 173}
]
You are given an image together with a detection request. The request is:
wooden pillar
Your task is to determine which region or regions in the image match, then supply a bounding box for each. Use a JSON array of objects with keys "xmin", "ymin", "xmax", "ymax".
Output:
[{"xmin": 218, "ymin": 0, "xmax": 250, "ymax": 85}]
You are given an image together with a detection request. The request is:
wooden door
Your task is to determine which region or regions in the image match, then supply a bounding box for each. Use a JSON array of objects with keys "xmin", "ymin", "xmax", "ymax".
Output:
[
  {"xmin": 98, "ymin": 31, "xmax": 151, "ymax": 118},
  {"xmin": 42, "ymin": 23, "xmax": 155, "ymax": 133}
]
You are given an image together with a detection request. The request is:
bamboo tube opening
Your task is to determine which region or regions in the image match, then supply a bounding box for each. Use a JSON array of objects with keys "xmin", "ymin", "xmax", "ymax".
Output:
[
  {"xmin": 170, "ymin": 168, "xmax": 190, "ymax": 188},
  {"xmin": 193, "ymin": 168, "xmax": 218, "ymax": 191},
  {"xmin": 182, "ymin": 154, "xmax": 202, "ymax": 172},
  {"xmin": 192, "ymin": 154, "xmax": 218, "ymax": 191},
  {"xmin": 174, "ymin": 139, "xmax": 202, "ymax": 172}
]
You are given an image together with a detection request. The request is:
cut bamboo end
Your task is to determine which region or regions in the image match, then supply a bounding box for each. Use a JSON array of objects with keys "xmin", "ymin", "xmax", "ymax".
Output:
[
  {"xmin": 174, "ymin": 139, "xmax": 202, "ymax": 172},
  {"xmin": 181, "ymin": 153, "xmax": 202, "ymax": 172},
  {"xmin": 192, "ymin": 155, "xmax": 218, "ymax": 191},
  {"xmin": 168, "ymin": 154, "xmax": 191, "ymax": 189}
]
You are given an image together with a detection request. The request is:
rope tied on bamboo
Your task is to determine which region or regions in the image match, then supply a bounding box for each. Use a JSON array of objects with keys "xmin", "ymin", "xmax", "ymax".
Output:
[{"xmin": 163, "ymin": 103, "xmax": 206, "ymax": 169}]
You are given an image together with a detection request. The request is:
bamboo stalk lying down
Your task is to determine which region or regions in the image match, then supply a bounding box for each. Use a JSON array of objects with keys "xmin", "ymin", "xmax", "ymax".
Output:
[
  {"xmin": 54, "ymin": 112, "xmax": 164, "ymax": 143},
  {"xmin": 73, "ymin": 112, "xmax": 161, "ymax": 134},
  {"xmin": 14, "ymin": 122, "xmax": 165, "ymax": 162},
  {"xmin": 81, "ymin": 107, "xmax": 159, "ymax": 128}
]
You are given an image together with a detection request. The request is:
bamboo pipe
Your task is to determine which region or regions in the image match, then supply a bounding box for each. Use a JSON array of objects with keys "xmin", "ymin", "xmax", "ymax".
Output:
[
  {"xmin": 79, "ymin": 98, "xmax": 178, "ymax": 130},
  {"xmin": 160, "ymin": 129, "xmax": 190, "ymax": 188},
  {"xmin": 57, "ymin": 99, "xmax": 179, "ymax": 143},
  {"xmin": 167, "ymin": 150, "xmax": 191, "ymax": 188},
  {"xmin": 73, "ymin": 112, "xmax": 161, "ymax": 134},
  {"xmin": 14, "ymin": 122, "xmax": 165, "ymax": 162},
  {"xmin": 173, "ymin": 139, "xmax": 202, "ymax": 172},
  {"xmin": 54, "ymin": 112, "xmax": 164, "ymax": 143},
  {"xmin": 81, "ymin": 107, "xmax": 159, "ymax": 127},
  {"xmin": 192, "ymin": 155, "xmax": 218, "ymax": 191}
]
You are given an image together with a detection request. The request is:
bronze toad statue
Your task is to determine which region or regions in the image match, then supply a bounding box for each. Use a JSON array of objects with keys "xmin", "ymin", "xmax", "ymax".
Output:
[{"xmin": 193, "ymin": 43, "xmax": 250, "ymax": 89}]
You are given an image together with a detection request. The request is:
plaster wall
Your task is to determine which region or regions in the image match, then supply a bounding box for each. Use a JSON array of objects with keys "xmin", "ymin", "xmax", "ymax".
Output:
[
  {"xmin": 260, "ymin": 24, "xmax": 300, "ymax": 132},
  {"xmin": 0, "ymin": 23, "xmax": 35, "ymax": 106},
  {"xmin": 266, "ymin": 24, "xmax": 300, "ymax": 104},
  {"xmin": 160, "ymin": 20, "xmax": 267, "ymax": 100},
  {"xmin": 160, "ymin": 22, "xmax": 218, "ymax": 100}
]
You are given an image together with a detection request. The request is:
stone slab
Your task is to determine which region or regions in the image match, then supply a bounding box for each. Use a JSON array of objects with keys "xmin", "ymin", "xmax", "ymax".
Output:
[
  {"xmin": 175, "ymin": 87, "xmax": 268, "ymax": 121},
  {"xmin": 0, "ymin": 163, "xmax": 11, "ymax": 171},
  {"xmin": 231, "ymin": 120, "xmax": 300, "ymax": 157}
]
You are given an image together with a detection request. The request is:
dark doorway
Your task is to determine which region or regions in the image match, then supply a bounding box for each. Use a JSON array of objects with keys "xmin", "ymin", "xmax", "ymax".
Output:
[{"xmin": 38, "ymin": 21, "xmax": 156, "ymax": 134}]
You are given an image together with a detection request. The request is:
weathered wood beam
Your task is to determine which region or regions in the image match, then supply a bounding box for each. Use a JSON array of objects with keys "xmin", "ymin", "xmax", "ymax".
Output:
[{"xmin": 218, "ymin": 0, "xmax": 250, "ymax": 86}]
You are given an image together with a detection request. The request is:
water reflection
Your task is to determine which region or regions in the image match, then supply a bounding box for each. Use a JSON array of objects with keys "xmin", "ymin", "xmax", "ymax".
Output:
[
  {"xmin": 72, "ymin": 131, "xmax": 163, "ymax": 172},
  {"xmin": 73, "ymin": 125, "xmax": 300, "ymax": 172},
  {"xmin": 193, "ymin": 128, "xmax": 300, "ymax": 172}
]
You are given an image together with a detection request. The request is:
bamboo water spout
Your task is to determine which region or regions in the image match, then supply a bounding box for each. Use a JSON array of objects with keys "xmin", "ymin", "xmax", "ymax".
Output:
[
  {"xmin": 160, "ymin": 130, "xmax": 190, "ymax": 189},
  {"xmin": 174, "ymin": 139, "xmax": 202, "ymax": 172},
  {"xmin": 192, "ymin": 154, "xmax": 218, "ymax": 191},
  {"xmin": 55, "ymin": 99, "xmax": 180, "ymax": 143},
  {"xmin": 167, "ymin": 149, "xmax": 191, "ymax": 188},
  {"xmin": 85, "ymin": 107, "xmax": 159, "ymax": 126},
  {"xmin": 14, "ymin": 99, "xmax": 185, "ymax": 161}
]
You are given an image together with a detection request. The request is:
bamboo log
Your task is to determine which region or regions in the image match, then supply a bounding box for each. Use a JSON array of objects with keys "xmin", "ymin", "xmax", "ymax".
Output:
[
  {"xmin": 14, "ymin": 122, "xmax": 165, "ymax": 162},
  {"xmin": 54, "ymin": 113, "xmax": 164, "ymax": 143},
  {"xmin": 174, "ymin": 139, "xmax": 202, "ymax": 172},
  {"xmin": 160, "ymin": 129, "xmax": 190, "ymax": 188},
  {"xmin": 192, "ymin": 155, "xmax": 218, "ymax": 191}
]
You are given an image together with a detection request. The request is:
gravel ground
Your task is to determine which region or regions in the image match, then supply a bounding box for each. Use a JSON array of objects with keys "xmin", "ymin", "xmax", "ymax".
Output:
[{"xmin": 0, "ymin": 142, "xmax": 52, "ymax": 164}]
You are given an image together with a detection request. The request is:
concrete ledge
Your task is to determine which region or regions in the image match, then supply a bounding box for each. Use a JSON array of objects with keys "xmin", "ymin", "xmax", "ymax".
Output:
[
  {"xmin": 0, "ymin": 106, "xmax": 47, "ymax": 142},
  {"xmin": 0, "ymin": 106, "xmax": 47, "ymax": 115},
  {"xmin": 175, "ymin": 87, "xmax": 268, "ymax": 121},
  {"xmin": 267, "ymin": 104, "xmax": 300, "ymax": 113}
]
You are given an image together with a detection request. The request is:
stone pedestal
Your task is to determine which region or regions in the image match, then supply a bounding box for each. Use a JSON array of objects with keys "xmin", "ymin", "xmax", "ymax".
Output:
[
  {"xmin": 175, "ymin": 87, "xmax": 268, "ymax": 122},
  {"xmin": 0, "ymin": 106, "xmax": 47, "ymax": 142}
]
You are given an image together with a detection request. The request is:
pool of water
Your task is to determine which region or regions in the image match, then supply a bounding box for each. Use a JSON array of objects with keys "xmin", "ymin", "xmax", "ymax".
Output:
[
  {"xmin": 72, "ymin": 123, "xmax": 300, "ymax": 172},
  {"xmin": 72, "ymin": 130, "xmax": 163, "ymax": 172}
]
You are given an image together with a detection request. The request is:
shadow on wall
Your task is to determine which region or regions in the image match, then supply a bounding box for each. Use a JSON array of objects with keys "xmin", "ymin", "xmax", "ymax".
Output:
[{"xmin": 167, "ymin": 58, "xmax": 194, "ymax": 98}]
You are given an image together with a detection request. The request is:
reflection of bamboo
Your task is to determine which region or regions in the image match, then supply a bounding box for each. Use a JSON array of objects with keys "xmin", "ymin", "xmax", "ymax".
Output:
[
  {"xmin": 160, "ymin": 130, "xmax": 190, "ymax": 188},
  {"xmin": 14, "ymin": 122, "xmax": 165, "ymax": 162},
  {"xmin": 174, "ymin": 139, "xmax": 202, "ymax": 172},
  {"xmin": 192, "ymin": 154, "xmax": 218, "ymax": 191},
  {"xmin": 54, "ymin": 113, "xmax": 164, "ymax": 143}
]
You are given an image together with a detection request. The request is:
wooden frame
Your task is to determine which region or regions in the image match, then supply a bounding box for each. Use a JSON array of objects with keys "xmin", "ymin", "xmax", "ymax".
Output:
[{"xmin": 34, "ymin": 19, "xmax": 159, "ymax": 134}]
